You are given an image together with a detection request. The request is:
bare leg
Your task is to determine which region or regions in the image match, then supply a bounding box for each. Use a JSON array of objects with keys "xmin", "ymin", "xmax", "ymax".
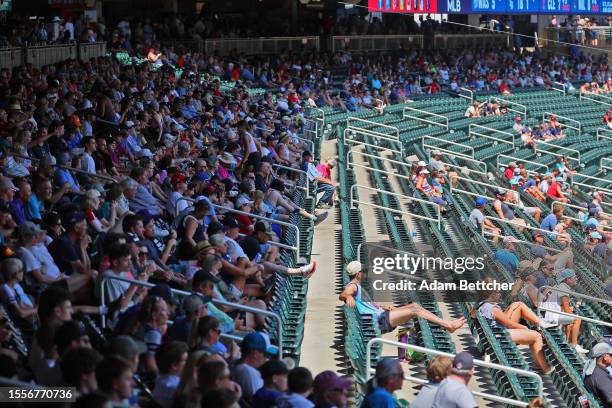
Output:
[
  {"xmin": 505, "ymin": 301, "xmax": 541, "ymax": 325},
  {"xmin": 388, "ymin": 303, "xmax": 465, "ymax": 332},
  {"xmin": 510, "ymin": 329, "xmax": 550, "ymax": 372}
]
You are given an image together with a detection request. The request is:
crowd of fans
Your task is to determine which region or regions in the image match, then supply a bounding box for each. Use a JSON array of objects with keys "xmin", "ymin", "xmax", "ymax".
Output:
[{"xmin": 0, "ymin": 36, "xmax": 358, "ymax": 408}]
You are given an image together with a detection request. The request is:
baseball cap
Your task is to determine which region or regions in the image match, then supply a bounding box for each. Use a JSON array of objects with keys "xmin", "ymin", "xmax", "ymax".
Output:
[
  {"xmin": 19, "ymin": 221, "xmax": 41, "ymax": 237},
  {"xmin": 86, "ymin": 189, "xmax": 101, "ymax": 199},
  {"xmin": 452, "ymin": 351, "xmax": 474, "ymax": 370},
  {"xmin": 419, "ymin": 169, "xmax": 430, "ymax": 174},
  {"xmin": 556, "ymin": 268, "xmax": 576, "ymax": 283},
  {"xmin": 590, "ymin": 231, "xmax": 603, "ymax": 240},
  {"xmin": 0, "ymin": 178, "xmax": 19, "ymax": 192},
  {"xmin": 172, "ymin": 172, "xmax": 187, "ymax": 186},
  {"xmin": 532, "ymin": 230, "xmax": 544, "ymax": 238},
  {"xmin": 259, "ymin": 359, "xmax": 289, "ymax": 380},
  {"xmin": 475, "ymin": 197, "xmax": 487, "ymax": 207},
  {"xmin": 222, "ymin": 216, "xmax": 239, "ymax": 230},
  {"xmin": 592, "ymin": 342, "xmax": 612, "ymax": 358},
  {"xmin": 107, "ymin": 335, "xmax": 146, "ymax": 360},
  {"xmin": 241, "ymin": 332, "xmax": 278, "ymax": 355},
  {"xmin": 136, "ymin": 148, "xmax": 155, "ymax": 159},
  {"xmin": 432, "ymin": 150, "xmax": 441, "ymax": 156},
  {"xmin": 346, "ymin": 261, "xmax": 362, "ymax": 276},
  {"xmin": 508, "ymin": 161, "xmax": 517, "ymax": 167},
  {"xmin": 313, "ymin": 370, "xmax": 352, "ymax": 394},
  {"xmin": 417, "ymin": 160, "xmax": 427, "ymax": 167},
  {"xmin": 254, "ymin": 221, "xmax": 274, "ymax": 237},
  {"xmin": 496, "ymin": 188, "xmax": 507, "ymax": 195}
]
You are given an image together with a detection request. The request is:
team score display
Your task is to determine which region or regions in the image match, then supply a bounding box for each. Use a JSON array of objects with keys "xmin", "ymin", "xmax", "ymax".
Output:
[
  {"xmin": 0, "ymin": 387, "xmax": 76, "ymax": 402},
  {"xmin": 546, "ymin": 0, "xmax": 572, "ymax": 11}
]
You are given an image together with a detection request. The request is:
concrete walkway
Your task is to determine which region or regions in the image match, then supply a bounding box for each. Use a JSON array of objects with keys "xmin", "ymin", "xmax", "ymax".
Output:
[{"xmin": 299, "ymin": 139, "xmax": 344, "ymax": 374}]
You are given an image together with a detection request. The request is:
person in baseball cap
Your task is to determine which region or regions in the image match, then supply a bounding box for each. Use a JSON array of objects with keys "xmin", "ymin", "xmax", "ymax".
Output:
[
  {"xmin": 583, "ymin": 342, "xmax": 612, "ymax": 402},
  {"xmin": 431, "ymin": 351, "xmax": 478, "ymax": 407},
  {"xmin": 312, "ymin": 370, "xmax": 352, "ymax": 407}
]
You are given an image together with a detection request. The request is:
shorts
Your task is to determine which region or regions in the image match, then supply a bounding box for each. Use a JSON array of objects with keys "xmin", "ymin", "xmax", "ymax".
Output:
[
  {"xmin": 523, "ymin": 207, "xmax": 540, "ymax": 217},
  {"xmin": 377, "ymin": 310, "xmax": 394, "ymax": 334}
]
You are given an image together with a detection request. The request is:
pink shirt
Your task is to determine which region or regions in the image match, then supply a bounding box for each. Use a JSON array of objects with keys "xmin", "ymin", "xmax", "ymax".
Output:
[{"xmin": 316, "ymin": 164, "xmax": 330, "ymax": 179}]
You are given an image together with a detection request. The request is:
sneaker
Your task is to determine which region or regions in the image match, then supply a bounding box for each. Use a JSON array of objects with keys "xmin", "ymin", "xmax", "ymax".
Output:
[
  {"xmin": 538, "ymin": 321, "xmax": 557, "ymax": 329},
  {"xmin": 300, "ymin": 261, "xmax": 317, "ymax": 275},
  {"xmin": 575, "ymin": 344, "xmax": 589, "ymax": 354},
  {"xmin": 314, "ymin": 212, "xmax": 329, "ymax": 226}
]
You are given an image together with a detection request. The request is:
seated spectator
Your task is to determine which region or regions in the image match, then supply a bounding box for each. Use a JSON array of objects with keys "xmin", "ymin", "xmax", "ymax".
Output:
[
  {"xmin": 583, "ymin": 342, "xmax": 612, "ymax": 405},
  {"xmin": 48, "ymin": 211, "xmax": 95, "ymax": 277},
  {"xmin": 233, "ymin": 332, "xmax": 276, "ymax": 404},
  {"xmin": 276, "ymin": 367, "xmax": 314, "ymax": 408},
  {"xmin": 493, "ymin": 189, "xmax": 526, "ymax": 230},
  {"xmin": 59, "ymin": 347, "xmax": 102, "ymax": 398},
  {"xmin": 475, "ymin": 285, "xmax": 553, "ymax": 373},
  {"xmin": 411, "ymin": 356, "xmax": 452, "ymax": 408},
  {"xmin": 469, "ymin": 197, "xmax": 501, "ymax": 241},
  {"xmin": 153, "ymin": 340, "xmax": 189, "ymax": 408},
  {"xmin": 303, "ymin": 150, "xmax": 337, "ymax": 210},
  {"xmin": 252, "ymin": 359, "xmax": 289, "ymax": 408},
  {"xmin": 362, "ymin": 357, "xmax": 404, "ymax": 408},
  {"xmin": 542, "ymin": 269, "xmax": 589, "ymax": 354},
  {"xmin": 494, "ymin": 236, "xmax": 520, "ymax": 274},
  {"xmin": 429, "ymin": 150, "xmax": 458, "ymax": 187},
  {"xmin": 95, "ymin": 355, "xmax": 135, "ymax": 405},
  {"xmin": 511, "ymin": 267, "xmax": 540, "ymax": 307},
  {"xmin": 339, "ymin": 261, "xmax": 465, "ymax": 334},
  {"xmin": 167, "ymin": 294, "xmax": 208, "ymax": 343},
  {"xmin": 312, "ymin": 370, "xmax": 352, "ymax": 408},
  {"xmin": 415, "ymin": 169, "xmax": 447, "ymax": 212},
  {"xmin": 0, "ymin": 258, "xmax": 38, "ymax": 322},
  {"xmin": 432, "ymin": 352, "xmax": 478, "ymax": 407}
]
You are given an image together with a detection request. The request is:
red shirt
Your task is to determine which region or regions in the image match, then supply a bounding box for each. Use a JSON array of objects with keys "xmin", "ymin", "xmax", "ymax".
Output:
[{"xmin": 504, "ymin": 167, "xmax": 515, "ymax": 180}]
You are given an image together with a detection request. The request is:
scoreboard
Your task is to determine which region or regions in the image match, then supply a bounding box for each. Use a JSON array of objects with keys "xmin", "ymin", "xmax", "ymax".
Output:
[{"xmin": 369, "ymin": 0, "xmax": 612, "ymax": 13}]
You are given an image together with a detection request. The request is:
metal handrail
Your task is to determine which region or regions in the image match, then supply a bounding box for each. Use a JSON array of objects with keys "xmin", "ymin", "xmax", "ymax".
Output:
[
  {"xmin": 552, "ymin": 81, "xmax": 567, "ymax": 95},
  {"xmin": 175, "ymin": 197, "xmax": 301, "ymax": 261},
  {"xmin": 425, "ymin": 148, "xmax": 487, "ymax": 173},
  {"xmin": 469, "ymin": 124, "xmax": 516, "ymax": 148},
  {"xmin": 344, "ymin": 128, "xmax": 404, "ymax": 158},
  {"xmin": 311, "ymin": 108, "xmax": 325, "ymax": 123},
  {"xmin": 570, "ymin": 173, "xmax": 612, "ymax": 196},
  {"xmin": 271, "ymin": 164, "xmax": 310, "ymax": 198},
  {"xmin": 534, "ymin": 140, "xmax": 581, "ymax": 164},
  {"xmin": 422, "ymin": 135, "xmax": 475, "ymax": 158},
  {"xmin": 349, "ymin": 184, "xmax": 442, "ymax": 229},
  {"xmin": 99, "ymin": 275, "xmax": 284, "ymax": 355},
  {"xmin": 355, "ymin": 242, "xmax": 421, "ymax": 265},
  {"xmin": 488, "ymin": 96, "xmax": 527, "ymax": 118},
  {"xmin": 542, "ymin": 112, "xmax": 581, "ymax": 135},
  {"xmin": 596, "ymin": 127, "xmax": 612, "ymax": 142},
  {"xmin": 536, "ymin": 308, "xmax": 612, "ymax": 328},
  {"xmin": 366, "ymin": 338, "xmax": 541, "ymax": 406},
  {"xmin": 482, "ymin": 231, "xmax": 562, "ymax": 253},
  {"xmin": 345, "ymin": 125, "xmax": 399, "ymax": 145},
  {"xmin": 580, "ymin": 92, "xmax": 612, "ymax": 107},
  {"xmin": 458, "ymin": 87, "xmax": 474, "ymax": 102},
  {"xmin": 302, "ymin": 117, "xmax": 319, "ymax": 138},
  {"xmin": 450, "ymin": 185, "xmax": 523, "ymax": 210},
  {"xmin": 343, "ymin": 136, "xmax": 403, "ymax": 156},
  {"xmin": 346, "ymin": 148, "xmax": 408, "ymax": 172},
  {"xmin": 347, "ymin": 117, "xmax": 400, "ymax": 140},
  {"xmin": 483, "ymin": 216, "xmax": 565, "ymax": 239},
  {"xmin": 402, "ymin": 106, "xmax": 449, "ymax": 129},
  {"xmin": 496, "ymin": 154, "xmax": 548, "ymax": 176},
  {"xmin": 537, "ymin": 285, "xmax": 612, "ymax": 307},
  {"xmin": 601, "ymin": 157, "xmax": 612, "ymax": 172}
]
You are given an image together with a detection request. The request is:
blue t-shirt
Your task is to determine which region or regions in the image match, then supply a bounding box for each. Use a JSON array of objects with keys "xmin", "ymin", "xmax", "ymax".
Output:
[
  {"xmin": 494, "ymin": 249, "xmax": 519, "ymax": 273},
  {"xmin": 26, "ymin": 194, "xmax": 43, "ymax": 221},
  {"xmin": 539, "ymin": 214, "xmax": 558, "ymax": 232},
  {"xmin": 252, "ymin": 388, "xmax": 284, "ymax": 408},
  {"xmin": 362, "ymin": 387, "xmax": 396, "ymax": 408}
]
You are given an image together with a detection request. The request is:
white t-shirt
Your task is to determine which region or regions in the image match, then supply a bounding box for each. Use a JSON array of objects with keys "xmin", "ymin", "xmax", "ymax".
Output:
[
  {"xmin": 167, "ymin": 192, "xmax": 189, "ymax": 217},
  {"xmin": 30, "ymin": 243, "xmax": 62, "ymax": 280}
]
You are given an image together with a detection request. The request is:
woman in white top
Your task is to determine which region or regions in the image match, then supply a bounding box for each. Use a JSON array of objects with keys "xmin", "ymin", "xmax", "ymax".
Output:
[{"xmin": 0, "ymin": 258, "xmax": 37, "ymax": 322}]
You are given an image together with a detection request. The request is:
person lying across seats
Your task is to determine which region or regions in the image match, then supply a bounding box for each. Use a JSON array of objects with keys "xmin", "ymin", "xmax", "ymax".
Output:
[{"xmin": 339, "ymin": 261, "xmax": 465, "ymax": 334}]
